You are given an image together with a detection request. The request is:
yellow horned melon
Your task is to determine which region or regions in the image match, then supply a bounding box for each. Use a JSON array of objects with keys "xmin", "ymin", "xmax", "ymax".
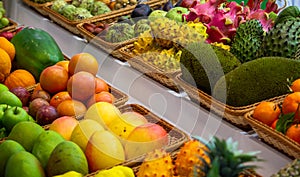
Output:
[{"xmin": 0, "ymin": 48, "xmax": 11, "ymax": 83}]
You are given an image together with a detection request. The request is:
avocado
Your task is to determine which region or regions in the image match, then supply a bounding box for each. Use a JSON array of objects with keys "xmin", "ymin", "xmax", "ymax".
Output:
[
  {"xmin": 180, "ymin": 41, "xmax": 241, "ymax": 94},
  {"xmin": 213, "ymin": 57, "xmax": 300, "ymax": 107},
  {"xmin": 5, "ymin": 151, "xmax": 45, "ymax": 177}
]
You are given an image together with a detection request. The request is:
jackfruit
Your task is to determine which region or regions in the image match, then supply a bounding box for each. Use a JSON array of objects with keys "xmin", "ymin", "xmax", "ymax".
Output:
[
  {"xmin": 213, "ymin": 57, "xmax": 300, "ymax": 107},
  {"xmin": 180, "ymin": 41, "xmax": 241, "ymax": 94}
]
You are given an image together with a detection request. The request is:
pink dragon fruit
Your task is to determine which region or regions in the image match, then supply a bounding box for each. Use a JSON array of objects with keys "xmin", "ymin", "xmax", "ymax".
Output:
[{"xmin": 184, "ymin": 0, "xmax": 284, "ymax": 44}]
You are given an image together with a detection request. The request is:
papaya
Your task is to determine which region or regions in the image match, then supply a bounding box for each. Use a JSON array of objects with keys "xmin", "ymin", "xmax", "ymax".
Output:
[
  {"xmin": 11, "ymin": 27, "xmax": 64, "ymax": 80},
  {"xmin": 213, "ymin": 57, "xmax": 300, "ymax": 107}
]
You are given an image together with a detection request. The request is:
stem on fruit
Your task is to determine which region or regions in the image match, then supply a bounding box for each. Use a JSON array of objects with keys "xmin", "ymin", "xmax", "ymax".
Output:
[{"xmin": 14, "ymin": 106, "xmax": 18, "ymax": 114}]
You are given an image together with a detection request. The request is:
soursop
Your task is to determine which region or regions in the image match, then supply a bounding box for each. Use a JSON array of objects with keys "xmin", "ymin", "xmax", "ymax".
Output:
[
  {"xmin": 91, "ymin": 1, "xmax": 111, "ymax": 16},
  {"xmin": 258, "ymin": 18, "xmax": 300, "ymax": 58},
  {"xmin": 105, "ymin": 23, "xmax": 135, "ymax": 43},
  {"xmin": 134, "ymin": 19, "xmax": 151, "ymax": 37},
  {"xmin": 230, "ymin": 19, "xmax": 264, "ymax": 63}
]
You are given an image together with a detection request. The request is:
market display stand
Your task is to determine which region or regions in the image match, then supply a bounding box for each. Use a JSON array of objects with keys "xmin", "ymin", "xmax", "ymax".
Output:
[{"xmin": 4, "ymin": 0, "xmax": 293, "ymax": 176}]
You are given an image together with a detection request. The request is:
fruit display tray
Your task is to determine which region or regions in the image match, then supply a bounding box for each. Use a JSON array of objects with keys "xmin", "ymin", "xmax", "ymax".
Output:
[
  {"xmin": 244, "ymin": 110, "xmax": 300, "ymax": 159},
  {"xmin": 0, "ymin": 18, "xmax": 18, "ymax": 33},
  {"xmin": 86, "ymin": 103, "xmax": 190, "ymax": 176},
  {"xmin": 42, "ymin": 0, "xmax": 163, "ymax": 35},
  {"xmin": 76, "ymin": 0, "xmax": 167, "ymax": 60},
  {"xmin": 118, "ymin": 44, "xmax": 181, "ymax": 92},
  {"xmin": 22, "ymin": 0, "xmax": 55, "ymax": 16},
  {"xmin": 174, "ymin": 73, "xmax": 287, "ymax": 128}
]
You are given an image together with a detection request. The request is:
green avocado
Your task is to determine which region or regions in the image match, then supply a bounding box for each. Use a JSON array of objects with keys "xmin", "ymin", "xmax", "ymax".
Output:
[
  {"xmin": 11, "ymin": 27, "xmax": 64, "ymax": 80},
  {"xmin": 213, "ymin": 57, "xmax": 300, "ymax": 107}
]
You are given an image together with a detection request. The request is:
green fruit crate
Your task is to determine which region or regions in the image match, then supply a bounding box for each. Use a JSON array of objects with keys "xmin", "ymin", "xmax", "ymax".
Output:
[
  {"xmin": 173, "ymin": 73, "xmax": 288, "ymax": 129},
  {"xmin": 42, "ymin": 0, "xmax": 165, "ymax": 36},
  {"xmin": 117, "ymin": 44, "xmax": 182, "ymax": 92},
  {"xmin": 85, "ymin": 103, "xmax": 190, "ymax": 176},
  {"xmin": 244, "ymin": 110, "xmax": 300, "ymax": 159},
  {"xmin": 0, "ymin": 18, "xmax": 18, "ymax": 33},
  {"xmin": 76, "ymin": 0, "xmax": 168, "ymax": 60}
]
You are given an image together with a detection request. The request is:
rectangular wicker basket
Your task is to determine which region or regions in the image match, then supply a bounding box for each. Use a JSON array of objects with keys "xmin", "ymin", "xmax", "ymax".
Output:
[
  {"xmin": 76, "ymin": 1, "xmax": 167, "ymax": 60},
  {"xmin": 0, "ymin": 18, "xmax": 18, "ymax": 33},
  {"xmin": 174, "ymin": 73, "xmax": 288, "ymax": 129},
  {"xmin": 22, "ymin": 0, "xmax": 55, "ymax": 16},
  {"xmin": 244, "ymin": 110, "xmax": 300, "ymax": 159},
  {"xmin": 43, "ymin": 0, "xmax": 163, "ymax": 35},
  {"xmin": 85, "ymin": 103, "xmax": 190, "ymax": 176},
  {"xmin": 118, "ymin": 44, "xmax": 181, "ymax": 92}
]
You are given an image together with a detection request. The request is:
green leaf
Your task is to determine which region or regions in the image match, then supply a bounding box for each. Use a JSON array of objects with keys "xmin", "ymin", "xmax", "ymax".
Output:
[{"xmin": 276, "ymin": 113, "xmax": 295, "ymax": 134}]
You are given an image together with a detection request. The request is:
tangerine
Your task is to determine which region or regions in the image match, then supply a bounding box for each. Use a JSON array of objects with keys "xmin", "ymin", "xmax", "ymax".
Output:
[
  {"xmin": 56, "ymin": 99, "xmax": 87, "ymax": 118},
  {"xmin": 285, "ymin": 124, "xmax": 300, "ymax": 144},
  {"xmin": 95, "ymin": 77, "xmax": 109, "ymax": 93},
  {"xmin": 0, "ymin": 37, "xmax": 15, "ymax": 61},
  {"xmin": 252, "ymin": 101, "xmax": 281, "ymax": 126},
  {"xmin": 68, "ymin": 53, "xmax": 99, "ymax": 76},
  {"xmin": 86, "ymin": 91, "xmax": 115, "ymax": 108},
  {"xmin": 55, "ymin": 60, "xmax": 69, "ymax": 73},
  {"xmin": 39, "ymin": 65, "xmax": 69, "ymax": 94},
  {"xmin": 281, "ymin": 92, "xmax": 300, "ymax": 122},
  {"xmin": 50, "ymin": 91, "xmax": 72, "ymax": 108},
  {"xmin": 0, "ymin": 48, "xmax": 11, "ymax": 83},
  {"xmin": 271, "ymin": 119, "xmax": 278, "ymax": 129},
  {"xmin": 290, "ymin": 78, "xmax": 300, "ymax": 92}
]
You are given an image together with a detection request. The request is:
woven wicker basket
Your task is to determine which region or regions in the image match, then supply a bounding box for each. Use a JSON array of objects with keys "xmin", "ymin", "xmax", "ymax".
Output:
[
  {"xmin": 0, "ymin": 18, "xmax": 18, "ymax": 33},
  {"xmin": 85, "ymin": 103, "xmax": 190, "ymax": 176},
  {"xmin": 244, "ymin": 110, "xmax": 300, "ymax": 159},
  {"xmin": 174, "ymin": 73, "xmax": 288, "ymax": 128},
  {"xmin": 22, "ymin": 0, "xmax": 55, "ymax": 16},
  {"xmin": 118, "ymin": 44, "xmax": 181, "ymax": 92},
  {"xmin": 76, "ymin": 1, "xmax": 167, "ymax": 60},
  {"xmin": 43, "ymin": 0, "xmax": 163, "ymax": 35}
]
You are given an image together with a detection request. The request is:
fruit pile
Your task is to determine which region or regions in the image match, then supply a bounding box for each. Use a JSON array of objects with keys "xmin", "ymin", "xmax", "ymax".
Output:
[
  {"xmin": 136, "ymin": 136, "xmax": 261, "ymax": 177},
  {"xmin": 0, "ymin": 1, "xmax": 10, "ymax": 29},
  {"xmin": 252, "ymin": 78, "xmax": 300, "ymax": 145}
]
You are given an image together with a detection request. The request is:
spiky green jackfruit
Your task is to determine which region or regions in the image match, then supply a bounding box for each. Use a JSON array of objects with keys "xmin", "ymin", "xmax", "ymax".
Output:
[
  {"xmin": 213, "ymin": 57, "xmax": 300, "ymax": 107},
  {"xmin": 180, "ymin": 41, "xmax": 241, "ymax": 94},
  {"xmin": 230, "ymin": 19, "xmax": 264, "ymax": 63}
]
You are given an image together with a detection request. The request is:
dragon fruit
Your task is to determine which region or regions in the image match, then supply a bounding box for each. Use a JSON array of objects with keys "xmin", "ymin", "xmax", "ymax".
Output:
[{"xmin": 184, "ymin": 0, "xmax": 284, "ymax": 44}]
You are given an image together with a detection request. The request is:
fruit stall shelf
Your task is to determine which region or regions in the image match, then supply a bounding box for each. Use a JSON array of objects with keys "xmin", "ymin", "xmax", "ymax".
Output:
[
  {"xmin": 21, "ymin": 0, "xmax": 55, "ymax": 16},
  {"xmin": 5, "ymin": 1, "xmax": 294, "ymax": 176},
  {"xmin": 41, "ymin": 0, "xmax": 165, "ymax": 35},
  {"xmin": 76, "ymin": 0, "xmax": 167, "ymax": 58}
]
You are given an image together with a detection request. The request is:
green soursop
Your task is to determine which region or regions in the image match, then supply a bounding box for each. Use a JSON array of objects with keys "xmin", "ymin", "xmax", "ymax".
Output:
[
  {"xmin": 134, "ymin": 19, "xmax": 151, "ymax": 37},
  {"xmin": 230, "ymin": 19, "xmax": 264, "ymax": 63},
  {"xmin": 105, "ymin": 23, "xmax": 135, "ymax": 43},
  {"xmin": 72, "ymin": 7, "xmax": 93, "ymax": 20},
  {"xmin": 180, "ymin": 41, "xmax": 241, "ymax": 94},
  {"xmin": 61, "ymin": 4, "xmax": 77, "ymax": 20},
  {"xmin": 51, "ymin": 0, "xmax": 67, "ymax": 13},
  {"xmin": 91, "ymin": 1, "xmax": 111, "ymax": 16},
  {"xmin": 293, "ymin": 45, "xmax": 300, "ymax": 60},
  {"xmin": 258, "ymin": 18, "xmax": 300, "ymax": 58}
]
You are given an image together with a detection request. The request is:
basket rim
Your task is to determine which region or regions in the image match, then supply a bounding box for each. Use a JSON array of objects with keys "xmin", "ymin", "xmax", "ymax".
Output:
[
  {"xmin": 22, "ymin": 0, "xmax": 53, "ymax": 8},
  {"xmin": 0, "ymin": 18, "xmax": 18, "ymax": 33},
  {"xmin": 244, "ymin": 110, "xmax": 300, "ymax": 158}
]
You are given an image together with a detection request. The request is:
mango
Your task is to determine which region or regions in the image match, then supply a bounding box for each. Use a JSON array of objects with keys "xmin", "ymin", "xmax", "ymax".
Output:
[{"xmin": 5, "ymin": 151, "xmax": 46, "ymax": 177}]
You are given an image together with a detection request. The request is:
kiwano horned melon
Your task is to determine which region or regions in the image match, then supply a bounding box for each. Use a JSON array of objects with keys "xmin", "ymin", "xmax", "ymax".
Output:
[
  {"xmin": 11, "ymin": 27, "xmax": 64, "ymax": 80},
  {"xmin": 213, "ymin": 57, "xmax": 300, "ymax": 107},
  {"xmin": 180, "ymin": 41, "xmax": 241, "ymax": 94}
]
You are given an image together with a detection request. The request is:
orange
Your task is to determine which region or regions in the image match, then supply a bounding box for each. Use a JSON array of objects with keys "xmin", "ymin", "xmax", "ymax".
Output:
[
  {"xmin": 68, "ymin": 53, "xmax": 99, "ymax": 76},
  {"xmin": 95, "ymin": 77, "xmax": 109, "ymax": 93},
  {"xmin": 4, "ymin": 69, "xmax": 36, "ymax": 90},
  {"xmin": 67, "ymin": 71, "xmax": 95, "ymax": 102},
  {"xmin": 0, "ymin": 48, "xmax": 11, "ymax": 83},
  {"xmin": 286, "ymin": 124, "xmax": 300, "ymax": 144},
  {"xmin": 290, "ymin": 78, "xmax": 300, "ymax": 92},
  {"xmin": 55, "ymin": 60, "xmax": 69, "ymax": 73},
  {"xmin": 56, "ymin": 99, "xmax": 87, "ymax": 118},
  {"xmin": 86, "ymin": 91, "xmax": 115, "ymax": 108},
  {"xmin": 0, "ymin": 37, "xmax": 15, "ymax": 61},
  {"xmin": 271, "ymin": 119, "xmax": 278, "ymax": 129},
  {"xmin": 252, "ymin": 101, "xmax": 281, "ymax": 126},
  {"xmin": 39, "ymin": 65, "xmax": 69, "ymax": 94},
  {"xmin": 281, "ymin": 92, "xmax": 300, "ymax": 122},
  {"xmin": 50, "ymin": 91, "xmax": 72, "ymax": 108}
]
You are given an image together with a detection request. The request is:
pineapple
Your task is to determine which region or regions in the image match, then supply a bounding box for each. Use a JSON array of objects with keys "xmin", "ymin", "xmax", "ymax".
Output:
[
  {"xmin": 175, "ymin": 136, "xmax": 261, "ymax": 177},
  {"xmin": 136, "ymin": 148, "xmax": 175, "ymax": 177},
  {"xmin": 271, "ymin": 159, "xmax": 300, "ymax": 177}
]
